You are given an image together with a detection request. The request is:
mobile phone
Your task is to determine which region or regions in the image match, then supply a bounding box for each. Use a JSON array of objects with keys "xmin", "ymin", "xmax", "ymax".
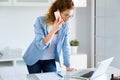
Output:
[
  {"xmin": 54, "ymin": 11, "xmax": 61, "ymax": 20},
  {"xmin": 0, "ymin": 52, "xmax": 3, "ymax": 57}
]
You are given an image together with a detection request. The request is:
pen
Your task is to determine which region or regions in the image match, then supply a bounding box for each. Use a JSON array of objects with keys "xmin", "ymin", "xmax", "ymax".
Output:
[{"xmin": 57, "ymin": 73, "xmax": 63, "ymax": 78}]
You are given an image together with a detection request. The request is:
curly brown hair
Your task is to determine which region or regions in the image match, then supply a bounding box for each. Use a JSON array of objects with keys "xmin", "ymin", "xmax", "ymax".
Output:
[{"xmin": 45, "ymin": 0, "xmax": 74, "ymax": 25}]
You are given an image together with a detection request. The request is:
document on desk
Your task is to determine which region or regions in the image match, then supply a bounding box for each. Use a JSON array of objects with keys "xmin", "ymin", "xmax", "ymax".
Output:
[{"xmin": 35, "ymin": 72, "xmax": 63, "ymax": 80}]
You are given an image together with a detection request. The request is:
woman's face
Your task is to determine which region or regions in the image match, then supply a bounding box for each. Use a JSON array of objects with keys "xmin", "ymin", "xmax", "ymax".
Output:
[{"xmin": 61, "ymin": 9, "xmax": 74, "ymax": 22}]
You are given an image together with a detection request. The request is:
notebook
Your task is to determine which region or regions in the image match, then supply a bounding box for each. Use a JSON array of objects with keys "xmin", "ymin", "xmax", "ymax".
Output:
[{"xmin": 71, "ymin": 57, "xmax": 114, "ymax": 80}]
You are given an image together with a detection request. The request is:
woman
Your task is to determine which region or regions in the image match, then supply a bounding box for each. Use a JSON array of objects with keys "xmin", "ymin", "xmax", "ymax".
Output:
[{"xmin": 23, "ymin": 0, "xmax": 75, "ymax": 74}]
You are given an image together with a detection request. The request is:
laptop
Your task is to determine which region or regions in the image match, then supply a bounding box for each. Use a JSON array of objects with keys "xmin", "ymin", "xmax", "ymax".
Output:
[{"xmin": 71, "ymin": 57, "xmax": 114, "ymax": 80}]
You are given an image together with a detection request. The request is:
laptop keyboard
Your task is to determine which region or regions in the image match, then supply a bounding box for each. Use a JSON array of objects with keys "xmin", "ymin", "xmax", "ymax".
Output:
[{"xmin": 80, "ymin": 71, "xmax": 94, "ymax": 78}]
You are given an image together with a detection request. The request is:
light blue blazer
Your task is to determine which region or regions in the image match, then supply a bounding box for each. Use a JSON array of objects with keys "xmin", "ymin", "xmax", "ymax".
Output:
[{"xmin": 23, "ymin": 16, "xmax": 71, "ymax": 67}]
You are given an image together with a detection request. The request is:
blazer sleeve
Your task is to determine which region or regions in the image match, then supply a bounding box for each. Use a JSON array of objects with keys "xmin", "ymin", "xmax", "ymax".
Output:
[
  {"xmin": 62, "ymin": 24, "xmax": 71, "ymax": 67},
  {"xmin": 33, "ymin": 17, "xmax": 48, "ymax": 50}
]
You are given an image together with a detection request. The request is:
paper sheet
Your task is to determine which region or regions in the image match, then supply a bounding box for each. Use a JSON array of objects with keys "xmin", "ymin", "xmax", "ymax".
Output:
[
  {"xmin": 94, "ymin": 74, "xmax": 107, "ymax": 80},
  {"xmin": 35, "ymin": 72, "xmax": 63, "ymax": 80}
]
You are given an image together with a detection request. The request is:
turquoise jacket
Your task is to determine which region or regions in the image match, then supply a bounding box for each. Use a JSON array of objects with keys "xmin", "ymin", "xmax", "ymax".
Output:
[{"xmin": 23, "ymin": 16, "xmax": 71, "ymax": 67}]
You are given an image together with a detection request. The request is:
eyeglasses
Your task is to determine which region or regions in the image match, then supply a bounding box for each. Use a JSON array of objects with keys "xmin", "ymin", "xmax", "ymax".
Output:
[{"xmin": 62, "ymin": 13, "xmax": 74, "ymax": 19}]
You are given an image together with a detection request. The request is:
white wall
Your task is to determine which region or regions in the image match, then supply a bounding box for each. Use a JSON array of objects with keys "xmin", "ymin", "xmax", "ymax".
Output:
[
  {"xmin": 76, "ymin": 0, "xmax": 91, "ymax": 67},
  {"xmin": 0, "ymin": 7, "xmax": 47, "ymax": 50},
  {"xmin": 0, "ymin": 6, "xmax": 76, "ymax": 53}
]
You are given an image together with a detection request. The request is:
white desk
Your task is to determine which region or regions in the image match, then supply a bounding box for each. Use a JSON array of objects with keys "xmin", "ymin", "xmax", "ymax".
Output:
[{"xmin": 0, "ymin": 66, "xmax": 120, "ymax": 80}]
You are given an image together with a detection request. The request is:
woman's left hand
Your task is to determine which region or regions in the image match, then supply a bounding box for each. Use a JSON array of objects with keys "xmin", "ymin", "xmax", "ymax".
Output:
[{"xmin": 66, "ymin": 67, "xmax": 77, "ymax": 71}]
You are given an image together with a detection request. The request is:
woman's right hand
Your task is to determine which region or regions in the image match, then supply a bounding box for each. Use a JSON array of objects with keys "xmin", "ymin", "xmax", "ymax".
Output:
[
  {"xmin": 52, "ymin": 18, "xmax": 64, "ymax": 33},
  {"xmin": 44, "ymin": 18, "xmax": 64, "ymax": 45}
]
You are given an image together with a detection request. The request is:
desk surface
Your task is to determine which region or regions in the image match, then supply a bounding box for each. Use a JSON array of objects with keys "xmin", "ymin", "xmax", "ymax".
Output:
[{"xmin": 0, "ymin": 66, "xmax": 120, "ymax": 80}]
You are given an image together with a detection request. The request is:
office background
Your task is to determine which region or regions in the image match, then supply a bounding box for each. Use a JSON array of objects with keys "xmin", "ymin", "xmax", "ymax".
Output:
[{"xmin": 0, "ymin": 0, "xmax": 120, "ymax": 68}]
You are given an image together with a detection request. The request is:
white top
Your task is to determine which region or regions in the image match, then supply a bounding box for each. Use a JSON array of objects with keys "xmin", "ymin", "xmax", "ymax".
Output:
[{"xmin": 40, "ymin": 34, "xmax": 58, "ymax": 60}]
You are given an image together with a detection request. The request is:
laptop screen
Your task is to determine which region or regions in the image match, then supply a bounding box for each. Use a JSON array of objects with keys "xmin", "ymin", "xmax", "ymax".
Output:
[
  {"xmin": 71, "ymin": 57, "xmax": 114, "ymax": 80},
  {"xmin": 91, "ymin": 57, "xmax": 114, "ymax": 79}
]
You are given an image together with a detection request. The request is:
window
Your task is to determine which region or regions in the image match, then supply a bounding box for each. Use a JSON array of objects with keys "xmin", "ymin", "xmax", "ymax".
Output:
[{"xmin": 73, "ymin": 0, "xmax": 87, "ymax": 7}]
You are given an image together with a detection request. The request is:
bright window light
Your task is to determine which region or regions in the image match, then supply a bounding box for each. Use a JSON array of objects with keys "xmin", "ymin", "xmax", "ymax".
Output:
[{"xmin": 73, "ymin": 0, "xmax": 87, "ymax": 7}]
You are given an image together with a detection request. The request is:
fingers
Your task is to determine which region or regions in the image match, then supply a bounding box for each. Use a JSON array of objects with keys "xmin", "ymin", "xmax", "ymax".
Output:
[
  {"xmin": 52, "ymin": 18, "xmax": 64, "ymax": 33},
  {"xmin": 55, "ymin": 17, "xmax": 59, "ymax": 23},
  {"xmin": 58, "ymin": 19, "xmax": 64, "ymax": 24},
  {"xmin": 55, "ymin": 18, "xmax": 64, "ymax": 25},
  {"xmin": 66, "ymin": 67, "xmax": 77, "ymax": 72}
]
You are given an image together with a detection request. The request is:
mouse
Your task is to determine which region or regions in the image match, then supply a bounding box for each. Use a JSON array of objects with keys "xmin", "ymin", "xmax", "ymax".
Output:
[{"xmin": 0, "ymin": 52, "xmax": 3, "ymax": 57}]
